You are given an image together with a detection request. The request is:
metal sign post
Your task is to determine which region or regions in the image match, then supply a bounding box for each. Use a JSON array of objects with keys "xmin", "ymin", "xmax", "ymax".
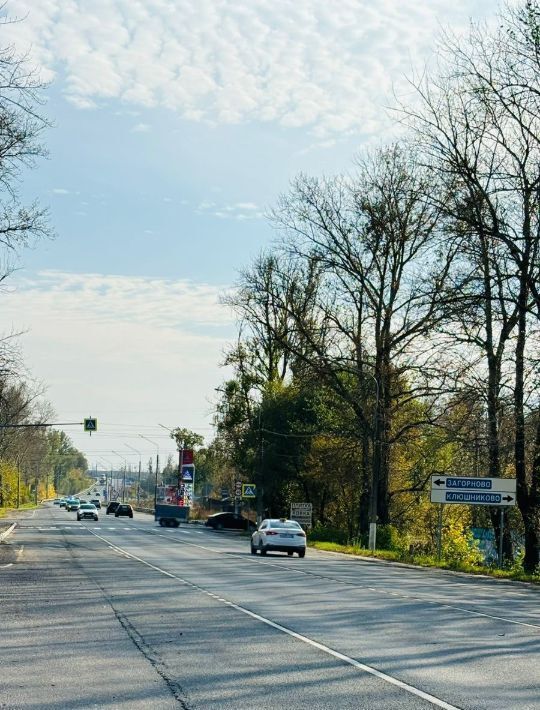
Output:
[
  {"xmin": 498, "ymin": 507, "xmax": 505, "ymax": 569},
  {"xmin": 430, "ymin": 475, "xmax": 516, "ymax": 566},
  {"xmin": 234, "ymin": 480, "xmax": 242, "ymax": 514},
  {"xmin": 437, "ymin": 504, "xmax": 443, "ymax": 562}
]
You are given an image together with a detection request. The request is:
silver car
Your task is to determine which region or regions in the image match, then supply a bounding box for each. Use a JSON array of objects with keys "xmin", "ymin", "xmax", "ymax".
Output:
[{"xmin": 251, "ymin": 518, "xmax": 306, "ymax": 557}]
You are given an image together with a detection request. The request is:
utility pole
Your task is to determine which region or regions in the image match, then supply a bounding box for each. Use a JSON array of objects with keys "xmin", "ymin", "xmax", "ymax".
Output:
[
  {"xmin": 365, "ymin": 371, "xmax": 380, "ymax": 551},
  {"xmin": 139, "ymin": 435, "xmax": 159, "ymax": 509},
  {"xmin": 125, "ymin": 444, "xmax": 142, "ymax": 504},
  {"xmin": 112, "ymin": 451, "xmax": 128, "ymax": 502},
  {"xmin": 99, "ymin": 458, "xmax": 113, "ymax": 502},
  {"xmin": 178, "ymin": 439, "xmax": 184, "ymax": 505}
]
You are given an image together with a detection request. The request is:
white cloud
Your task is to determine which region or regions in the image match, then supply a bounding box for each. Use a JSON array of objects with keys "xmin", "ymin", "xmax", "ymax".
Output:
[
  {"xmin": 9, "ymin": 270, "xmax": 231, "ymax": 330},
  {"xmin": 52, "ymin": 188, "xmax": 70, "ymax": 195},
  {"xmin": 131, "ymin": 122, "xmax": 151, "ymax": 133},
  {"xmin": 8, "ymin": 0, "xmax": 494, "ymax": 137},
  {"xmin": 197, "ymin": 199, "xmax": 263, "ymax": 220},
  {"xmin": 2, "ymin": 271, "xmax": 234, "ymax": 454}
]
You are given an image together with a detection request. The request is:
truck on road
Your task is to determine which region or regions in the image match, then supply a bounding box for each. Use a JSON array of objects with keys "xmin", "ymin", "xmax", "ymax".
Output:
[{"xmin": 154, "ymin": 503, "xmax": 189, "ymax": 527}]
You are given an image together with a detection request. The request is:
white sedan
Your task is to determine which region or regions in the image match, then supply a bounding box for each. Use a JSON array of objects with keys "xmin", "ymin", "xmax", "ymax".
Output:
[
  {"xmin": 77, "ymin": 503, "xmax": 99, "ymax": 521},
  {"xmin": 251, "ymin": 518, "xmax": 306, "ymax": 557}
]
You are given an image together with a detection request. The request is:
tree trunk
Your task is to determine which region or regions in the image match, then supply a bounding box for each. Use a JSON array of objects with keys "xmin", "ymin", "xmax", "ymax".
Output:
[{"xmin": 514, "ymin": 280, "xmax": 539, "ymax": 571}]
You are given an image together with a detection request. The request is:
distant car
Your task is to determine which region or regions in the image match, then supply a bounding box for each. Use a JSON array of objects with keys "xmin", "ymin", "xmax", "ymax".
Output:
[
  {"xmin": 66, "ymin": 499, "xmax": 80, "ymax": 512},
  {"xmin": 205, "ymin": 512, "xmax": 256, "ymax": 531},
  {"xmin": 251, "ymin": 518, "xmax": 306, "ymax": 557},
  {"xmin": 53, "ymin": 499, "xmax": 60, "ymax": 505},
  {"xmin": 59, "ymin": 499, "xmax": 67, "ymax": 508},
  {"xmin": 77, "ymin": 503, "xmax": 98, "ymax": 521},
  {"xmin": 90, "ymin": 499, "xmax": 101, "ymax": 509},
  {"xmin": 106, "ymin": 501, "xmax": 121, "ymax": 515},
  {"xmin": 115, "ymin": 503, "xmax": 134, "ymax": 519}
]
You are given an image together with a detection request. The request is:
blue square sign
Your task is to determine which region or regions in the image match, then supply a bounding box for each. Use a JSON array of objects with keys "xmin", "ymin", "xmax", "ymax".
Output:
[{"xmin": 181, "ymin": 465, "xmax": 194, "ymax": 482}]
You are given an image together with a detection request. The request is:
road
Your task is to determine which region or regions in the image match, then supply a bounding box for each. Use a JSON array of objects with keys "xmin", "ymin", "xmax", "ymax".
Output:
[{"xmin": 1, "ymin": 504, "xmax": 539, "ymax": 709}]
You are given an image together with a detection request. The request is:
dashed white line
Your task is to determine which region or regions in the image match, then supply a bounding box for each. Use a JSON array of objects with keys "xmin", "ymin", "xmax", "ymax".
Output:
[
  {"xmin": 86, "ymin": 529, "xmax": 459, "ymax": 710},
  {"xmin": 75, "ymin": 522, "xmax": 540, "ymax": 632}
]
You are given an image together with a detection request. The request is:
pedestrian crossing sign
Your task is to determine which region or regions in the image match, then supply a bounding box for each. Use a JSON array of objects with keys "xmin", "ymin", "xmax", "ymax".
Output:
[
  {"xmin": 242, "ymin": 483, "xmax": 256, "ymax": 498},
  {"xmin": 84, "ymin": 418, "xmax": 97, "ymax": 433}
]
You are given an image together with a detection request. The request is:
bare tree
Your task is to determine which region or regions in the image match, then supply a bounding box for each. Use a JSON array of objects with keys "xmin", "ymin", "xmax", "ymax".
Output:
[
  {"xmin": 400, "ymin": 1, "xmax": 540, "ymax": 569},
  {"xmin": 232, "ymin": 145, "xmax": 455, "ymax": 529},
  {"xmin": 0, "ymin": 18, "xmax": 50, "ymax": 253}
]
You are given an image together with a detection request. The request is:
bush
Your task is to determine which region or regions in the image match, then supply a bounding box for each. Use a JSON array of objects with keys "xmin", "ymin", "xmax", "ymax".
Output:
[
  {"xmin": 442, "ymin": 522, "xmax": 483, "ymax": 566},
  {"xmin": 376, "ymin": 524, "xmax": 408, "ymax": 553},
  {"xmin": 309, "ymin": 525, "xmax": 349, "ymax": 545}
]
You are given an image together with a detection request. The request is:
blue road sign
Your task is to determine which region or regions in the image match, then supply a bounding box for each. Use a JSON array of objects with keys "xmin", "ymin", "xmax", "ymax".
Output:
[
  {"xmin": 431, "ymin": 489, "xmax": 516, "ymax": 506},
  {"xmin": 447, "ymin": 492, "xmax": 502, "ymax": 504},
  {"xmin": 242, "ymin": 483, "xmax": 256, "ymax": 498},
  {"xmin": 431, "ymin": 475, "xmax": 516, "ymax": 506},
  {"xmin": 181, "ymin": 465, "xmax": 194, "ymax": 482}
]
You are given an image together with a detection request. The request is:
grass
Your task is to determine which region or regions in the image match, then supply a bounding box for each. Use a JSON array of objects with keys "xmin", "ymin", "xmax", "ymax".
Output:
[
  {"xmin": 310, "ymin": 541, "xmax": 540, "ymax": 584},
  {"xmin": 0, "ymin": 503, "xmax": 39, "ymax": 518}
]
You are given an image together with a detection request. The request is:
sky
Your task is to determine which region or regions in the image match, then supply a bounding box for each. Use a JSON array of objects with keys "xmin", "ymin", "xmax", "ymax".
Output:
[{"xmin": 3, "ymin": 0, "xmax": 498, "ymax": 473}]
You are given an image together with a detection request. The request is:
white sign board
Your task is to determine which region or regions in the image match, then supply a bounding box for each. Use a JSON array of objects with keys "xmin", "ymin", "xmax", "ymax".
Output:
[
  {"xmin": 290, "ymin": 502, "xmax": 313, "ymax": 526},
  {"xmin": 431, "ymin": 476, "xmax": 516, "ymax": 506}
]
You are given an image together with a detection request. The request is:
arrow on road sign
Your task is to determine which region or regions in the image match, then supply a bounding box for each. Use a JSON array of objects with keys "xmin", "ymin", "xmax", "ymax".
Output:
[
  {"xmin": 502, "ymin": 495, "xmax": 514, "ymax": 502},
  {"xmin": 433, "ymin": 479, "xmax": 445, "ymax": 486}
]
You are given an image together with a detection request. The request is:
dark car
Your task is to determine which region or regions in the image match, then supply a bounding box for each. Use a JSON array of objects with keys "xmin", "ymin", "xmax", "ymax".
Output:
[
  {"xmin": 205, "ymin": 512, "xmax": 256, "ymax": 531},
  {"xmin": 106, "ymin": 501, "xmax": 121, "ymax": 515},
  {"xmin": 90, "ymin": 498, "xmax": 101, "ymax": 509},
  {"xmin": 115, "ymin": 503, "xmax": 134, "ymax": 519}
]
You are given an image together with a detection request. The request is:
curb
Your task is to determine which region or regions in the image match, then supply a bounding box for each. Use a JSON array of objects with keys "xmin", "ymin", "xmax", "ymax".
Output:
[
  {"xmin": 310, "ymin": 545, "xmax": 540, "ymax": 587},
  {"xmin": 0, "ymin": 523, "xmax": 16, "ymax": 542}
]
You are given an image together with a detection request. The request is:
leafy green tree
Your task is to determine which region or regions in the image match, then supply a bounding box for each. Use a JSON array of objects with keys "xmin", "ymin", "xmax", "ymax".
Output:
[
  {"xmin": 45, "ymin": 430, "xmax": 88, "ymax": 493},
  {"xmin": 169, "ymin": 427, "xmax": 204, "ymax": 451}
]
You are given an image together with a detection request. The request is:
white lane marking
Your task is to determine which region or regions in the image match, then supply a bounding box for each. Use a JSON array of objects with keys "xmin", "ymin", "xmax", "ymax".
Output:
[
  {"xmin": 94, "ymin": 524, "xmax": 540, "ymax": 632},
  {"xmin": 0, "ymin": 522, "xmax": 17, "ymax": 541},
  {"xmin": 86, "ymin": 530, "xmax": 458, "ymax": 710},
  {"xmin": 139, "ymin": 530, "xmax": 540, "ymax": 632},
  {"xmin": 0, "ymin": 563, "xmax": 13, "ymax": 568}
]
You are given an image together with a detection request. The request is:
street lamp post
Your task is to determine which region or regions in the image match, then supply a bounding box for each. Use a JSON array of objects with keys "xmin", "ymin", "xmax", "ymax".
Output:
[
  {"xmin": 364, "ymin": 370, "xmax": 380, "ymax": 552},
  {"xmin": 125, "ymin": 444, "xmax": 142, "ymax": 504},
  {"xmin": 112, "ymin": 451, "xmax": 128, "ymax": 502},
  {"xmin": 139, "ymin": 435, "xmax": 159, "ymax": 510},
  {"xmin": 99, "ymin": 458, "xmax": 114, "ymax": 501}
]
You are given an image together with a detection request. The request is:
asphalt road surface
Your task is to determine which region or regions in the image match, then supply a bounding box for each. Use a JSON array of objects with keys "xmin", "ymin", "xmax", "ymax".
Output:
[{"xmin": 1, "ymin": 504, "xmax": 539, "ymax": 709}]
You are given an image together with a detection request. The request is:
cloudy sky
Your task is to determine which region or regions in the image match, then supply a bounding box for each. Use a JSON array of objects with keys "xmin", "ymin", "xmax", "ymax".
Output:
[{"xmin": 4, "ymin": 0, "xmax": 497, "ymax": 471}]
